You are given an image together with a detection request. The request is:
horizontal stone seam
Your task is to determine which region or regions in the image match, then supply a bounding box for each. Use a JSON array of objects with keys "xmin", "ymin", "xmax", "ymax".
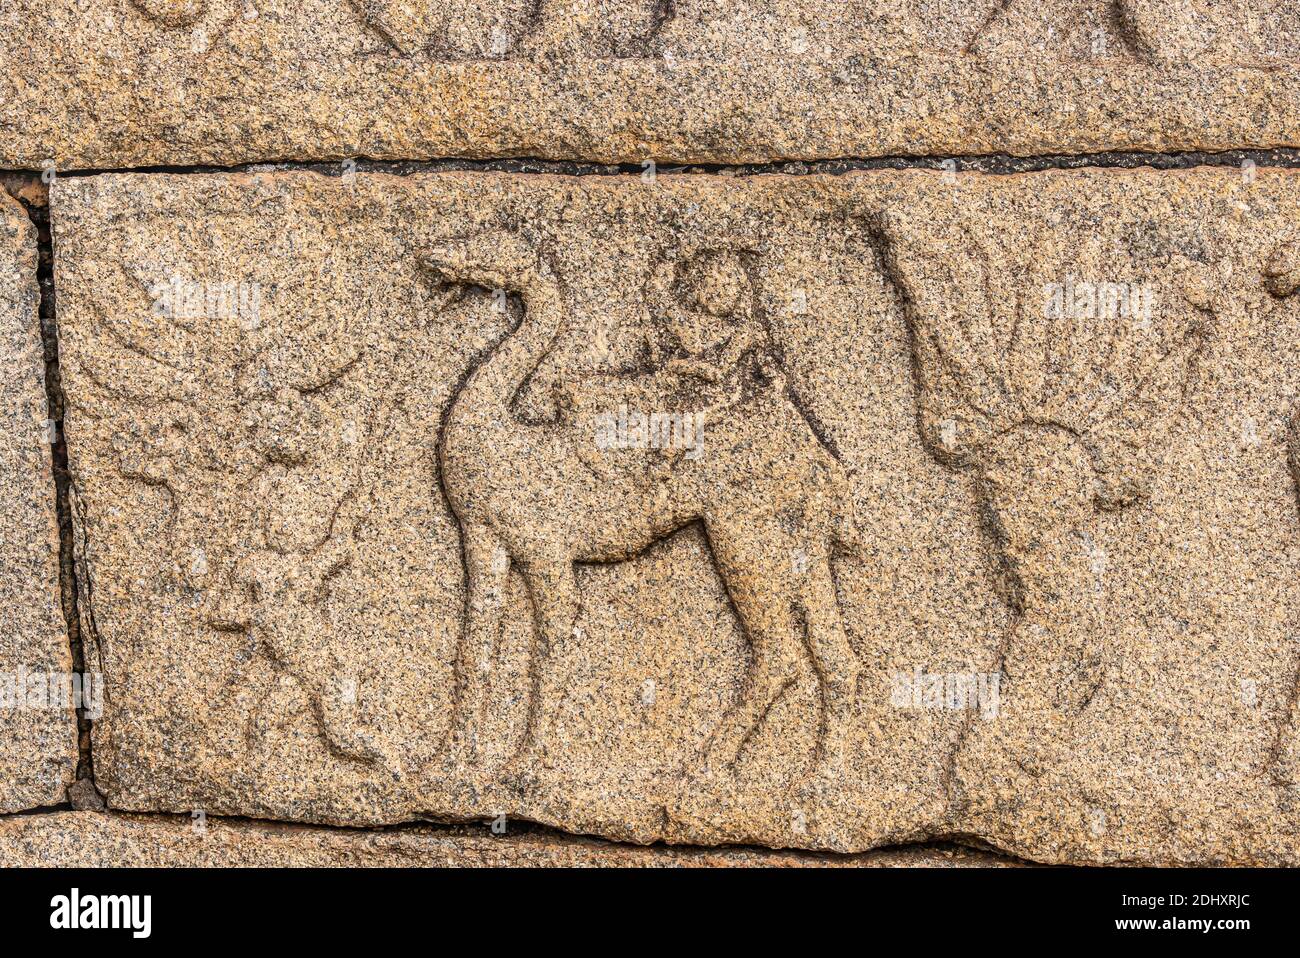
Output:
[
  {"xmin": 20, "ymin": 146, "xmax": 1300, "ymax": 181},
  {"xmin": 0, "ymin": 807, "xmax": 1043, "ymax": 865}
]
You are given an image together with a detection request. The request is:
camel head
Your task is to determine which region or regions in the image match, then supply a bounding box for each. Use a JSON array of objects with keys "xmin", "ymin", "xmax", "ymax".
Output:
[{"xmin": 420, "ymin": 228, "xmax": 545, "ymax": 300}]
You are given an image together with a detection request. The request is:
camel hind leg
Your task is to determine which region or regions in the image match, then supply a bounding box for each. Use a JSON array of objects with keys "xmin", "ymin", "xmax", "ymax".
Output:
[
  {"xmin": 696, "ymin": 513, "xmax": 805, "ymax": 775},
  {"xmin": 799, "ymin": 548, "xmax": 859, "ymax": 777}
]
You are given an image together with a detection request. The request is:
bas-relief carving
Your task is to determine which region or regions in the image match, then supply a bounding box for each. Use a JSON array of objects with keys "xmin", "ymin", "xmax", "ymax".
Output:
[
  {"xmin": 873, "ymin": 201, "xmax": 1215, "ymax": 775},
  {"xmin": 120, "ymin": 0, "xmax": 1300, "ymax": 64},
  {"xmin": 70, "ymin": 220, "xmax": 456, "ymax": 796},
  {"xmin": 62, "ymin": 173, "xmax": 1300, "ymax": 854},
  {"xmin": 75, "ymin": 194, "xmax": 871, "ymax": 814},
  {"xmin": 423, "ymin": 230, "xmax": 861, "ymax": 800},
  {"xmin": 185, "ymin": 227, "xmax": 866, "ymax": 801}
]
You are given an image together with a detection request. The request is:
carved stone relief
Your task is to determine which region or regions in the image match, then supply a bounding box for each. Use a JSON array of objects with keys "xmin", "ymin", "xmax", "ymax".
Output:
[
  {"xmin": 424, "ymin": 229, "xmax": 860, "ymax": 809},
  {"xmin": 52, "ymin": 168, "xmax": 1300, "ymax": 862},
  {"xmin": 6, "ymin": 2, "xmax": 1299, "ymax": 166},
  {"xmin": 876, "ymin": 200, "xmax": 1210, "ymax": 738}
]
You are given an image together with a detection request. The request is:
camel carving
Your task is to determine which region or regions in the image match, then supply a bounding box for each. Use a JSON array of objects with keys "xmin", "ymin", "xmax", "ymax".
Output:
[{"xmin": 423, "ymin": 227, "xmax": 861, "ymax": 790}]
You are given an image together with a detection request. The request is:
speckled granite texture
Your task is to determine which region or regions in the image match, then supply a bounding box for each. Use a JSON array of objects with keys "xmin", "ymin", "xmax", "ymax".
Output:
[
  {"xmin": 1, "ymin": 1, "xmax": 1298, "ymax": 168},
  {"xmin": 46, "ymin": 165, "xmax": 1300, "ymax": 864}
]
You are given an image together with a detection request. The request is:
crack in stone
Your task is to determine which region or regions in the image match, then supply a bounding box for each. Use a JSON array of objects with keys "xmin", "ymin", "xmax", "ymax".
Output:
[
  {"xmin": 0, "ymin": 805, "xmax": 1043, "ymax": 865},
  {"xmin": 2, "ymin": 175, "xmax": 104, "ymax": 810},
  {"xmin": 8, "ymin": 146, "xmax": 1300, "ymax": 181}
]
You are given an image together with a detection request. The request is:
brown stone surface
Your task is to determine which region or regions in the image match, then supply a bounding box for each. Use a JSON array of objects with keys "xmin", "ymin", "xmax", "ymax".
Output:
[
  {"xmin": 2, "ymin": 2, "xmax": 1299, "ymax": 169},
  {"xmin": 0, "ymin": 193, "xmax": 78, "ymax": 811},
  {"xmin": 51, "ymin": 166, "xmax": 1300, "ymax": 864},
  {"xmin": 0, "ymin": 811, "xmax": 1016, "ymax": 866}
]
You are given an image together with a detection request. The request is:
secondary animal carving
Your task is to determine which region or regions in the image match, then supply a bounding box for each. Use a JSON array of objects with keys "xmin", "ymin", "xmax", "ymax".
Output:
[{"xmin": 874, "ymin": 200, "xmax": 1209, "ymax": 769}]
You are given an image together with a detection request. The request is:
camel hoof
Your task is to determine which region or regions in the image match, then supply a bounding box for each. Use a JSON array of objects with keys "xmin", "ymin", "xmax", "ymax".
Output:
[
  {"xmin": 323, "ymin": 724, "xmax": 403, "ymax": 778},
  {"xmin": 791, "ymin": 768, "xmax": 834, "ymax": 809},
  {"xmin": 500, "ymin": 761, "xmax": 567, "ymax": 812}
]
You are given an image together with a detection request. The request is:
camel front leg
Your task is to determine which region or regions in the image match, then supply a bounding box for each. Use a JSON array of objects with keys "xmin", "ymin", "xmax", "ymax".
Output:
[
  {"xmin": 514, "ymin": 558, "xmax": 579, "ymax": 772},
  {"xmin": 445, "ymin": 522, "xmax": 510, "ymax": 773}
]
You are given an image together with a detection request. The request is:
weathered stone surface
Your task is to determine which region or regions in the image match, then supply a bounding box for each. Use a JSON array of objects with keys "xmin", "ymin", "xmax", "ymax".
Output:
[
  {"xmin": 52, "ymin": 167, "xmax": 1300, "ymax": 864},
  {"xmin": 0, "ymin": 193, "xmax": 77, "ymax": 811},
  {"xmin": 0, "ymin": 811, "xmax": 1015, "ymax": 866},
  {"xmin": 3, "ymin": 2, "xmax": 1299, "ymax": 169}
]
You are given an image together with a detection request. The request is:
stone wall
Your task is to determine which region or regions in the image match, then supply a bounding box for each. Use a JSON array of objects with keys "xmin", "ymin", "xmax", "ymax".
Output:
[{"xmin": 1, "ymin": 1, "xmax": 1298, "ymax": 866}]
